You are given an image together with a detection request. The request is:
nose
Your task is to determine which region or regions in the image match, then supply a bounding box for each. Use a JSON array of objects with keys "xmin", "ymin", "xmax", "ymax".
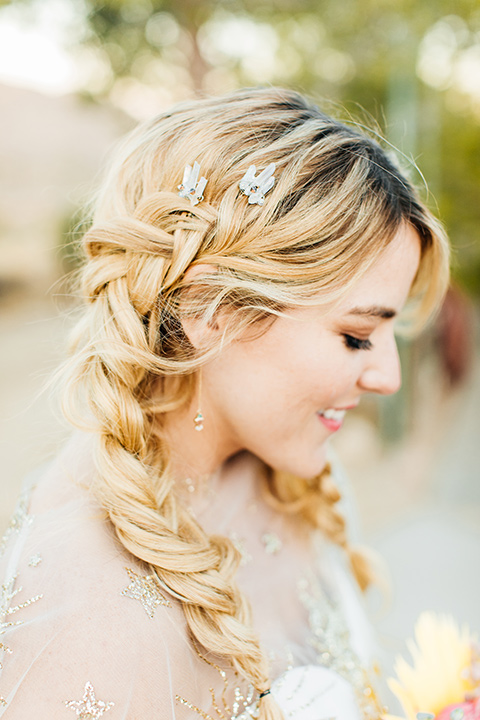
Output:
[{"xmin": 358, "ymin": 335, "xmax": 402, "ymax": 396}]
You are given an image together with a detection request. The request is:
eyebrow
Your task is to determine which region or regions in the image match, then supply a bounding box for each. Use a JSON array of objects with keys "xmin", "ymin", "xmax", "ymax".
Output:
[{"xmin": 346, "ymin": 305, "xmax": 397, "ymax": 320}]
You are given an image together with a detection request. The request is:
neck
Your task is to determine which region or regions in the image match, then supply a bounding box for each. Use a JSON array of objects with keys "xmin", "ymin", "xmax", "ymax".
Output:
[{"xmin": 160, "ymin": 392, "xmax": 241, "ymax": 483}]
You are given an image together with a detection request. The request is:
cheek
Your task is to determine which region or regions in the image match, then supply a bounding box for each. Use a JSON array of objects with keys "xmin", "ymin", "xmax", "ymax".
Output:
[
  {"xmin": 286, "ymin": 347, "xmax": 356, "ymax": 406},
  {"xmin": 252, "ymin": 340, "xmax": 353, "ymax": 410},
  {"xmin": 318, "ymin": 359, "xmax": 356, "ymax": 398},
  {"xmin": 206, "ymin": 344, "xmax": 300, "ymax": 440},
  {"xmin": 206, "ymin": 321, "xmax": 359, "ymax": 435}
]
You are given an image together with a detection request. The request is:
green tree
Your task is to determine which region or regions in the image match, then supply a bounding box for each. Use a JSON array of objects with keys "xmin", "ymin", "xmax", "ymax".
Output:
[{"xmin": 4, "ymin": 0, "xmax": 480, "ymax": 294}]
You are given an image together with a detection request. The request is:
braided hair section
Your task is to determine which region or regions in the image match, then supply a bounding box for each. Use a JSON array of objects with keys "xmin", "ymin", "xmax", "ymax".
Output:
[
  {"xmin": 60, "ymin": 87, "xmax": 449, "ymax": 718},
  {"xmin": 64, "ymin": 194, "xmax": 278, "ymax": 714}
]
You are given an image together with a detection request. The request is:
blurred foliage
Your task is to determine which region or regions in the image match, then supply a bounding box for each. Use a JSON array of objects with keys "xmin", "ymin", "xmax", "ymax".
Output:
[
  {"xmin": 6, "ymin": 0, "xmax": 480, "ymax": 294},
  {"xmin": 58, "ymin": 205, "xmax": 90, "ymax": 276}
]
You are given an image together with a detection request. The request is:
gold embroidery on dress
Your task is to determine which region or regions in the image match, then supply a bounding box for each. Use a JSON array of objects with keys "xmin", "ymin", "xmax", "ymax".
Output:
[
  {"xmin": 298, "ymin": 574, "xmax": 384, "ymax": 719},
  {"xmin": 0, "ymin": 491, "xmax": 38, "ymax": 708},
  {"xmin": 0, "ymin": 491, "xmax": 33, "ymax": 558},
  {"xmin": 0, "ymin": 642, "xmax": 13, "ymax": 671},
  {"xmin": 175, "ymin": 642, "xmax": 259, "ymax": 720},
  {"xmin": 0, "ymin": 574, "xmax": 43, "ymax": 670},
  {"xmin": 65, "ymin": 681, "xmax": 114, "ymax": 718},
  {"xmin": 121, "ymin": 567, "xmax": 171, "ymax": 618}
]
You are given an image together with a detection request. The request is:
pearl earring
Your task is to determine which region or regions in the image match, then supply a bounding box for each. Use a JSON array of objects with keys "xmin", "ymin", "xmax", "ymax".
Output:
[{"xmin": 193, "ymin": 371, "xmax": 204, "ymax": 432}]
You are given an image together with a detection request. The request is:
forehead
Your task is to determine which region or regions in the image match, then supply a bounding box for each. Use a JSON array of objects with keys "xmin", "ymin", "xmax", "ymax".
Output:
[{"xmin": 335, "ymin": 223, "xmax": 421, "ymax": 316}]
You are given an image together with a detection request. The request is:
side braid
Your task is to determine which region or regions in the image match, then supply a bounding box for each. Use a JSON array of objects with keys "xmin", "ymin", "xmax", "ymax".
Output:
[
  {"xmin": 61, "ymin": 87, "xmax": 449, "ymax": 719},
  {"xmin": 63, "ymin": 203, "xmax": 280, "ymax": 717}
]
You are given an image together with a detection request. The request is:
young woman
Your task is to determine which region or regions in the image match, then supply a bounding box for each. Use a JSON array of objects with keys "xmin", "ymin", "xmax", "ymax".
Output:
[{"xmin": 0, "ymin": 87, "xmax": 449, "ymax": 719}]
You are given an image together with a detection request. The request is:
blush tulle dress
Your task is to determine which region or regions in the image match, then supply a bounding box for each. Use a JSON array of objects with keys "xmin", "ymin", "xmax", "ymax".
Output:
[{"xmin": 0, "ymin": 434, "xmax": 382, "ymax": 719}]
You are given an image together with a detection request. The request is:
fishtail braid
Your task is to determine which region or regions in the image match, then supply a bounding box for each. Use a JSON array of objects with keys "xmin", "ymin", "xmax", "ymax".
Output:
[
  {"xmin": 61, "ymin": 87, "xmax": 449, "ymax": 719},
  {"xmin": 63, "ymin": 194, "xmax": 279, "ymax": 716}
]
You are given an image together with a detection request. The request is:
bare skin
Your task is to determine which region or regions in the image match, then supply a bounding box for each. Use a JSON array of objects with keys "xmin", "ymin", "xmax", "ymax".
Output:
[{"xmin": 163, "ymin": 223, "xmax": 421, "ymax": 484}]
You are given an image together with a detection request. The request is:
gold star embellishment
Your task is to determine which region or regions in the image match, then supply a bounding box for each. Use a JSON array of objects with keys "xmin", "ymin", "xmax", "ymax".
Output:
[
  {"xmin": 65, "ymin": 681, "xmax": 114, "ymax": 718},
  {"xmin": 121, "ymin": 567, "xmax": 171, "ymax": 618}
]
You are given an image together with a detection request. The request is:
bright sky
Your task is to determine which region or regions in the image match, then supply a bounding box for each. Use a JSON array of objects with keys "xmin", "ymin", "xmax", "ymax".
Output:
[
  {"xmin": 0, "ymin": 0, "xmax": 479, "ymax": 110},
  {"xmin": 0, "ymin": 0, "xmax": 81, "ymax": 94}
]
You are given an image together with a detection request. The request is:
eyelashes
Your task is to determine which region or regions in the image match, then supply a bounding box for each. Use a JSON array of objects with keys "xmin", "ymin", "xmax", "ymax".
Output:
[{"xmin": 342, "ymin": 334, "xmax": 373, "ymax": 351}]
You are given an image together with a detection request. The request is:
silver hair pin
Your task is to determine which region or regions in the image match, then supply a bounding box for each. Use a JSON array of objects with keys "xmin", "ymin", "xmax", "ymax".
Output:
[
  {"xmin": 178, "ymin": 161, "xmax": 207, "ymax": 206},
  {"xmin": 239, "ymin": 163, "xmax": 276, "ymax": 206}
]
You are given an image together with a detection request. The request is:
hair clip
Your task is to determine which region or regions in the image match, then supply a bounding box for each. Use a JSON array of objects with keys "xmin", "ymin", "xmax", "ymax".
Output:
[
  {"xmin": 178, "ymin": 161, "xmax": 207, "ymax": 206},
  {"xmin": 239, "ymin": 163, "xmax": 276, "ymax": 206}
]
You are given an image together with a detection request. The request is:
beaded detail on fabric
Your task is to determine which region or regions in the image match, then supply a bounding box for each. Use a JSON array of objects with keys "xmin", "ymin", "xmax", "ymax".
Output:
[
  {"xmin": 28, "ymin": 554, "xmax": 42, "ymax": 568},
  {"xmin": 261, "ymin": 532, "xmax": 282, "ymax": 555},
  {"xmin": 175, "ymin": 643, "xmax": 259, "ymax": 720},
  {"xmin": 0, "ymin": 491, "xmax": 32, "ymax": 558},
  {"xmin": 121, "ymin": 567, "xmax": 171, "ymax": 618},
  {"xmin": 297, "ymin": 573, "xmax": 384, "ymax": 719},
  {"xmin": 65, "ymin": 681, "xmax": 114, "ymax": 718},
  {"xmin": 0, "ymin": 489, "xmax": 44, "ymax": 710},
  {"xmin": 0, "ymin": 573, "xmax": 43, "ymax": 689}
]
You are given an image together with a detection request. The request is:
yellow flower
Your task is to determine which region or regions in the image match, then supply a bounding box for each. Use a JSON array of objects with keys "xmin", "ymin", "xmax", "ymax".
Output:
[{"xmin": 388, "ymin": 613, "xmax": 476, "ymax": 720}]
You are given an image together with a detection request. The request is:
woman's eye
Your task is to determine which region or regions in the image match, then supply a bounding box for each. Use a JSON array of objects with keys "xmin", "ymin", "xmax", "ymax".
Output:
[{"xmin": 342, "ymin": 334, "xmax": 373, "ymax": 351}]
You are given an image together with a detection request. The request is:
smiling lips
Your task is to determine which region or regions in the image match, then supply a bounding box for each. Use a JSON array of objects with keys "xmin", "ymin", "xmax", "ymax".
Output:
[{"xmin": 317, "ymin": 407, "xmax": 352, "ymax": 432}]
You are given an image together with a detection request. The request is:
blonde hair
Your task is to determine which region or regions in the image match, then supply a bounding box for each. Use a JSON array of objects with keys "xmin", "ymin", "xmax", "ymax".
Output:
[{"xmin": 62, "ymin": 87, "xmax": 449, "ymax": 718}]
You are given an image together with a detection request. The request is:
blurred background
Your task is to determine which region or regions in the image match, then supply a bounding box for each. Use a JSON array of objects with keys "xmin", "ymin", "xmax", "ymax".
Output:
[{"xmin": 0, "ymin": 0, "xmax": 479, "ymax": 701}]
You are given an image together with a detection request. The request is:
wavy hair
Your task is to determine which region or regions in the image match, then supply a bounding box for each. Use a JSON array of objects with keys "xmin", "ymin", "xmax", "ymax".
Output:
[{"xmin": 62, "ymin": 87, "xmax": 449, "ymax": 719}]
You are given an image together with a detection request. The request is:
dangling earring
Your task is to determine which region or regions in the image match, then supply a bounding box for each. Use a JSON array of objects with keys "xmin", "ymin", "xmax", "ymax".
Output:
[{"xmin": 193, "ymin": 370, "xmax": 204, "ymax": 432}]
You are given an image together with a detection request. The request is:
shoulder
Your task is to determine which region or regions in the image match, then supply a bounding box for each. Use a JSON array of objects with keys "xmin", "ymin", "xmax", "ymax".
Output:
[{"xmin": 0, "ymin": 446, "xmax": 202, "ymax": 718}]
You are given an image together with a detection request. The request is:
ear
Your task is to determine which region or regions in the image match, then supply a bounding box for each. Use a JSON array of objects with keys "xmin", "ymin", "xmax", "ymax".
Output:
[{"xmin": 180, "ymin": 263, "xmax": 220, "ymax": 350}]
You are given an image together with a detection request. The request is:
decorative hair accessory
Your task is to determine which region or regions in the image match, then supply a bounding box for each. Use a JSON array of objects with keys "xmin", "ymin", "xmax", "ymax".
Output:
[
  {"xmin": 178, "ymin": 161, "xmax": 207, "ymax": 206},
  {"xmin": 239, "ymin": 163, "xmax": 276, "ymax": 206},
  {"xmin": 259, "ymin": 689, "xmax": 271, "ymax": 699}
]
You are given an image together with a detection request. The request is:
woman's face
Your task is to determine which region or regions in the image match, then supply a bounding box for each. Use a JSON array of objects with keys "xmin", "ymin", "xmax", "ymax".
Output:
[{"xmin": 195, "ymin": 223, "xmax": 421, "ymax": 479}]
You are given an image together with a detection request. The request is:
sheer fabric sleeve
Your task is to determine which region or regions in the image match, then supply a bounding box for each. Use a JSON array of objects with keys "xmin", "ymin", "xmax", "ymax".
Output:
[
  {"xmin": 1, "ymin": 445, "xmax": 384, "ymax": 720},
  {"xmin": 0, "ymin": 481, "xmax": 215, "ymax": 719}
]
